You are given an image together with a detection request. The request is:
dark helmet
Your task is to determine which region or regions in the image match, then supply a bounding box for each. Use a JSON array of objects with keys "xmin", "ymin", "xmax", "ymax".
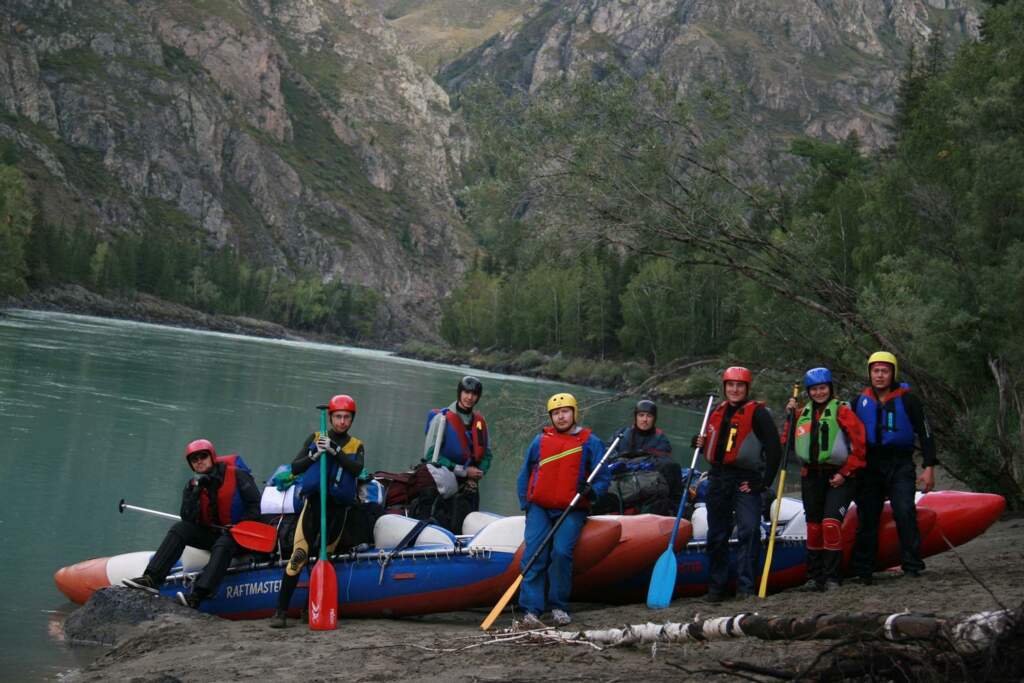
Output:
[
  {"xmin": 458, "ymin": 375, "xmax": 483, "ymax": 398},
  {"xmin": 634, "ymin": 399, "xmax": 658, "ymax": 418}
]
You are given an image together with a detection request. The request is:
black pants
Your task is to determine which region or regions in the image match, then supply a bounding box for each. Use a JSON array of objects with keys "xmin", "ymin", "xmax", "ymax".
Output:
[
  {"xmin": 801, "ymin": 468, "xmax": 854, "ymax": 584},
  {"xmin": 144, "ymin": 520, "xmax": 239, "ymax": 597},
  {"xmin": 851, "ymin": 455, "xmax": 924, "ymax": 576}
]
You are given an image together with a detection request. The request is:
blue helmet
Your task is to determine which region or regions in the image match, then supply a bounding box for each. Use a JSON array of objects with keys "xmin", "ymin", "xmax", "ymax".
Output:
[{"xmin": 803, "ymin": 367, "xmax": 833, "ymax": 388}]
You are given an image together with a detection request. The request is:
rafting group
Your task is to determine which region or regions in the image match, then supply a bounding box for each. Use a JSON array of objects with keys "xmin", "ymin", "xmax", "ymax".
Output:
[{"xmin": 56, "ymin": 350, "xmax": 1007, "ymax": 630}]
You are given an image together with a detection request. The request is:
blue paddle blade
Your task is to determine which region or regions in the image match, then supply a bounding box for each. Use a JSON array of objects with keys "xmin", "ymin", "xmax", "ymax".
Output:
[{"xmin": 646, "ymin": 548, "xmax": 678, "ymax": 609}]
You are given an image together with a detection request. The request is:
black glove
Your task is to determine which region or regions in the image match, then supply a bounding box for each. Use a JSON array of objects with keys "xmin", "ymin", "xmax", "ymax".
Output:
[
  {"xmin": 576, "ymin": 481, "xmax": 593, "ymax": 499},
  {"xmin": 191, "ymin": 473, "xmax": 213, "ymax": 489}
]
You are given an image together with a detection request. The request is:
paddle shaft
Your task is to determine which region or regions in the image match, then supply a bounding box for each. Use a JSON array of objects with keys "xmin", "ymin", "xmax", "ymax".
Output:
[
  {"xmin": 118, "ymin": 499, "xmax": 276, "ymax": 552},
  {"xmin": 674, "ymin": 394, "xmax": 716, "ymax": 534},
  {"xmin": 319, "ymin": 409, "xmax": 328, "ymax": 561},
  {"xmin": 480, "ymin": 434, "xmax": 620, "ymax": 631},
  {"xmin": 758, "ymin": 383, "xmax": 801, "ymax": 598},
  {"xmin": 645, "ymin": 394, "xmax": 715, "ymax": 609}
]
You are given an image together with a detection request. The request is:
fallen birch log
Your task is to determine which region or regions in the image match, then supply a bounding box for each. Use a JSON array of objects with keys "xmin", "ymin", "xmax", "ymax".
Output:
[{"xmin": 541, "ymin": 608, "xmax": 1017, "ymax": 656}]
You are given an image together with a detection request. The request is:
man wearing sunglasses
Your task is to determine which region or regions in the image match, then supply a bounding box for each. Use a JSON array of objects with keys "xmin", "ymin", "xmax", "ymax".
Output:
[{"xmin": 123, "ymin": 438, "xmax": 260, "ymax": 609}]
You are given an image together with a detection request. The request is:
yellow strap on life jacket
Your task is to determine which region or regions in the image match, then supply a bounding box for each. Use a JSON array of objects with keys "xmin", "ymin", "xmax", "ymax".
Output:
[{"xmin": 539, "ymin": 445, "xmax": 583, "ymax": 468}]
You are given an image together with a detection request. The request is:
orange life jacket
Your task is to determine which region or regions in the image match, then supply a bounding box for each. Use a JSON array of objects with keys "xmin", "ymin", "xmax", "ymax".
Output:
[{"xmin": 526, "ymin": 427, "xmax": 593, "ymax": 510}]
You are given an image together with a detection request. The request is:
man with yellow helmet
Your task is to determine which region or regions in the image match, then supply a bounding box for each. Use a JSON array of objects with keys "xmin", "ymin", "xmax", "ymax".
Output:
[
  {"xmin": 515, "ymin": 392, "xmax": 609, "ymax": 627},
  {"xmin": 850, "ymin": 352, "xmax": 937, "ymax": 583}
]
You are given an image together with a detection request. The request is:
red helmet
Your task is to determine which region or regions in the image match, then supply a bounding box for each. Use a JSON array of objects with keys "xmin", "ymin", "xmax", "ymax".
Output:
[
  {"xmin": 184, "ymin": 438, "xmax": 217, "ymax": 461},
  {"xmin": 327, "ymin": 394, "xmax": 357, "ymax": 415},
  {"xmin": 722, "ymin": 366, "xmax": 753, "ymax": 385}
]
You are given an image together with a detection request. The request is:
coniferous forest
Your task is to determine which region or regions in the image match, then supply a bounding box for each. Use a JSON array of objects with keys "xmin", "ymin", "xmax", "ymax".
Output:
[{"xmin": 441, "ymin": 2, "xmax": 1024, "ymax": 506}]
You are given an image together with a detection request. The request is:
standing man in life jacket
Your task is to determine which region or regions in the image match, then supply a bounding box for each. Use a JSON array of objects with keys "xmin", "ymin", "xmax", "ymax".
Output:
[
  {"xmin": 850, "ymin": 352, "xmax": 936, "ymax": 583},
  {"xmin": 123, "ymin": 439, "xmax": 260, "ymax": 609},
  {"xmin": 422, "ymin": 375, "xmax": 493, "ymax": 512},
  {"xmin": 784, "ymin": 367, "xmax": 866, "ymax": 591},
  {"xmin": 516, "ymin": 392, "xmax": 609, "ymax": 627},
  {"xmin": 694, "ymin": 367, "xmax": 782, "ymax": 602},
  {"xmin": 270, "ymin": 394, "xmax": 372, "ymax": 628}
]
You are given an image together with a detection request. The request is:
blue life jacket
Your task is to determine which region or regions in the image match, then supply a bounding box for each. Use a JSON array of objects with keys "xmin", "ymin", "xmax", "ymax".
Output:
[
  {"xmin": 424, "ymin": 408, "xmax": 488, "ymax": 467},
  {"xmin": 854, "ymin": 384, "xmax": 915, "ymax": 449},
  {"xmin": 299, "ymin": 435, "xmax": 361, "ymax": 504}
]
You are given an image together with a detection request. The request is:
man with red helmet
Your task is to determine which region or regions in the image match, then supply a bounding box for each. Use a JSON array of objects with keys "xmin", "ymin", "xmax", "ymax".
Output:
[
  {"xmin": 695, "ymin": 367, "xmax": 782, "ymax": 602},
  {"xmin": 123, "ymin": 439, "xmax": 260, "ymax": 609},
  {"xmin": 270, "ymin": 394, "xmax": 373, "ymax": 628}
]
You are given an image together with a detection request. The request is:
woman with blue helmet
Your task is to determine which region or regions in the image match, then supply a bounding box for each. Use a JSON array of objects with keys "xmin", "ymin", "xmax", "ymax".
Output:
[{"xmin": 784, "ymin": 367, "xmax": 867, "ymax": 591}]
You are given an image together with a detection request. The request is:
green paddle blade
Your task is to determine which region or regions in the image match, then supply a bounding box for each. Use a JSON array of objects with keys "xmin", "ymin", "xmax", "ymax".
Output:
[{"xmin": 646, "ymin": 549, "xmax": 678, "ymax": 609}]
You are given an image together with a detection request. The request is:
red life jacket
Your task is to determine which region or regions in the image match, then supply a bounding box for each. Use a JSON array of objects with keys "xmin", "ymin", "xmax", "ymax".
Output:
[
  {"xmin": 198, "ymin": 455, "xmax": 241, "ymax": 526},
  {"xmin": 703, "ymin": 401, "xmax": 765, "ymax": 471},
  {"xmin": 526, "ymin": 427, "xmax": 593, "ymax": 510}
]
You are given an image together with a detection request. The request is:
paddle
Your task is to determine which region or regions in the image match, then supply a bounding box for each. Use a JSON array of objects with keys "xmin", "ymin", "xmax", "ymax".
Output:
[
  {"xmin": 646, "ymin": 394, "xmax": 716, "ymax": 609},
  {"xmin": 309, "ymin": 407, "xmax": 338, "ymax": 630},
  {"xmin": 757, "ymin": 382, "xmax": 801, "ymax": 598},
  {"xmin": 479, "ymin": 434, "xmax": 621, "ymax": 632},
  {"xmin": 118, "ymin": 499, "xmax": 277, "ymax": 554}
]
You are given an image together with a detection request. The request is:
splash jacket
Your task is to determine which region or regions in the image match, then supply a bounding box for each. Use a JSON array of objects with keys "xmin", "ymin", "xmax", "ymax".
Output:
[{"xmin": 612, "ymin": 426, "xmax": 672, "ymax": 460}]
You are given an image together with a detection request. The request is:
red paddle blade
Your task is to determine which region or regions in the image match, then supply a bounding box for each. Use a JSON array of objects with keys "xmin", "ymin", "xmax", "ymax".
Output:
[
  {"xmin": 229, "ymin": 521, "xmax": 277, "ymax": 554},
  {"xmin": 308, "ymin": 560, "xmax": 338, "ymax": 631}
]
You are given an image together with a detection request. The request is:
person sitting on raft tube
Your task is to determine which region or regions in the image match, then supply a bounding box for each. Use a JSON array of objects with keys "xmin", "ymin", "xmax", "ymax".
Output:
[
  {"xmin": 123, "ymin": 439, "xmax": 260, "ymax": 609},
  {"xmin": 422, "ymin": 375, "xmax": 493, "ymax": 510},
  {"xmin": 694, "ymin": 367, "xmax": 782, "ymax": 602},
  {"xmin": 784, "ymin": 367, "xmax": 866, "ymax": 592},
  {"xmin": 270, "ymin": 394, "xmax": 373, "ymax": 628},
  {"xmin": 516, "ymin": 392, "xmax": 610, "ymax": 628},
  {"xmin": 594, "ymin": 399, "xmax": 680, "ymax": 515},
  {"xmin": 850, "ymin": 352, "xmax": 937, "ymax": 584}
]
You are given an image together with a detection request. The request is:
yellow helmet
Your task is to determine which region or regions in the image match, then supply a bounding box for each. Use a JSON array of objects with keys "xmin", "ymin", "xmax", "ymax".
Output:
[
  {"xmin": 867, "ymin": 351, "xmax": 898, "ymax": 379},
  {"xmin": 546, "ymin": 392, "xmax": 578, "ymax": 418}
]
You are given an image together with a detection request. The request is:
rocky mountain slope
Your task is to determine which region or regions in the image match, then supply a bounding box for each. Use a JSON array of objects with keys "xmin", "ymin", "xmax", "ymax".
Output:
[
  {"xmin": 361, "ymin": 0, "xmax": 535, "ymax": 70},
  {"xmin": 0, "ymin": 0, "xmax": 469, "ymax": 339},
  {"xmin": 440, "ymin": 0, "xmax": 981, "ymax": 150}
]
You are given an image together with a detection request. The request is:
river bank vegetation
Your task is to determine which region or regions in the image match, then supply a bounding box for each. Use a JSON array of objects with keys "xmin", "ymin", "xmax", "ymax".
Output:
[
  {"xmin": 444, "ymin": 2, "xmax": 1024, "ymax": 506},
  {"xmin": 0, "ymin": 158, "xmax": 381, "ymax": 341}
]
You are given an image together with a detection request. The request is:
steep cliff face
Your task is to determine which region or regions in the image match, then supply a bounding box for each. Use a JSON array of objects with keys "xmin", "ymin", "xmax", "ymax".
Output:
[
  {"xmin": 0, "ymin": 0, "xmax": 469, "ymax": 339},
  {"xmin": 441, "ymin": 0, "xmax": 981, "ymax": 150}
]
